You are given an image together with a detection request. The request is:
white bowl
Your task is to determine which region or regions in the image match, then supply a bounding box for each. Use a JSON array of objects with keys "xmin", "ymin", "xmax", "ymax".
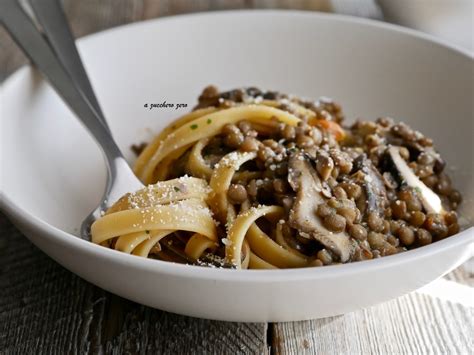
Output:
[
  {"xmin": 1, "ymin": 11, "xmax": 473, "ymax": 322},
  {"xmin": 377, "ymin": 0, "xmax": 474, "ymax": 52}
]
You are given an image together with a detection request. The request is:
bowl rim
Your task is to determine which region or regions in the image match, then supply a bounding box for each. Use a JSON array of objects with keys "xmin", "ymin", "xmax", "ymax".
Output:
[{"xmin": 1, "ymin": 9, "xmax": 473, "ymax": 282}]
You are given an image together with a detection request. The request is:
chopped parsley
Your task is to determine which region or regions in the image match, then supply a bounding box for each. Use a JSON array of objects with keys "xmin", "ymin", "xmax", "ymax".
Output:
[
  {"xmin": 173, "ymin": 186, "xmax": 181, "ymax": 192},
  {"xmin": 207, "ymin": 118, "xmax": 212, "ymax": 124},
  {"xmin": 190, "ymin": 124, "xmax": 198, "ymax": 130},
  {"xmin": 145, "ymin": 230, "xmax": 150, "ymax": 234}
]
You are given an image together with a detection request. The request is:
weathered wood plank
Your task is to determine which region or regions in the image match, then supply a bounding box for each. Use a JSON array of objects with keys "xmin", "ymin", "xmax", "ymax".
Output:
[
  {"xmin": 0, "ymin": 213, "xmax": 92, "ymax": 354},
  {"xmin": 0, "ymin": 0, "xmax": 335, "ymax": 81},
  {"xmin": 0, "ymin": 213, "xmax": 268, "ymax": 354},
  {"xmin": 272, "ymin": 262, "xmax": 474, "ymax": 355},
  {"xmin": 96, "ymin": 296, "xmax": 268, "ymax": 354}
]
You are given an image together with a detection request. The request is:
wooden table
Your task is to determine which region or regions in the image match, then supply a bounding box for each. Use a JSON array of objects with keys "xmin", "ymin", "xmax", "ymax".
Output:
[{"xmin": 1, "ymin": 1, "xmax": 472, "ymax": 353}]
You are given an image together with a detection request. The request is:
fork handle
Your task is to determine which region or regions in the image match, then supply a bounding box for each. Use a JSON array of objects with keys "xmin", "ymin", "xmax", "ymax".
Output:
[
  {"xmin": 0, "ymin": 0, "xmax": 121, "ymax": 162},
  {"xmin": 29, "ymin": 0, "xmax": 108, "ymax": 130}
]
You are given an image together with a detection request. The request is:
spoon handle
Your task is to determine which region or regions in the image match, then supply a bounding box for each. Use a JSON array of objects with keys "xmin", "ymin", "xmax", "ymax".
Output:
[
  {"xmin": 29, "ymin": 0, "xmax": 108, "ymax": 130},
  {"xmin": 0, "ymin": 0, "xmax": 121, "ymax": 163}
]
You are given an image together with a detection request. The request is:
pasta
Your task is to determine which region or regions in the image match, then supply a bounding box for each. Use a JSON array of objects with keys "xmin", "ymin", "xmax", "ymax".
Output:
[{"xmin": 91, "ymin": 86, "xmax": 462, "ymax": 269}]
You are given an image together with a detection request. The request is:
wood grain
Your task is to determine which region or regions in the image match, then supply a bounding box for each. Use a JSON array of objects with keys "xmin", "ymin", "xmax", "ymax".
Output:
[
  {"xmin": 1, "ymin": 0, "xmax": 472, "ymax": 354},
  {"xmin": 272, "ymin": 265, "xmax": 474, "ymax": 354},
  {"xmin": 0, "ymin": 213, "xmax": 268, "ymax": 354},
  {"xmin": 0, "ymin": 0, "xmax": 335, "ymax": 81}
]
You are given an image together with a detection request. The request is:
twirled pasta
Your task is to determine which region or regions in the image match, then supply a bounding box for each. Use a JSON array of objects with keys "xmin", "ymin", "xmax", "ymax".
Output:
[
  {"xmin": 91, "ymin": 97, "xmax": 313, "ymax": 268},
  {"xmin": 135, "ymin": 105, "xmax": 300, "ymax": 184}
]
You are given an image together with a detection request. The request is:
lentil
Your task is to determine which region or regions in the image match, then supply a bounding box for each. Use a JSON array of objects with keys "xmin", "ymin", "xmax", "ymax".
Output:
[
  {"xmin": 333, "ymin": 186, "xmax": 347, "ymax": 199},
  {"xmin": 424, "ymin": 213, "xmax": 448, "ymax": 239},
  {"xmin": 310, "ymin": 259, "xmax": 324, "ymax": 267},
  {"xmin": 398, "ymin": 189, "xmax": 422, "ymax": 212},
  {"xmin": 227, "ymin": 184, "xmax": 247, "ymax": 204},
  {"xmin": 367, "ymin": 232, "xmax": 386, "ymax": 250},
  {"xmin": 296, "ymin": 135, "xmax": 314, "ymax": 148},
  {"xmin": 398, "ymin": 226, "xmax": 415, "ymax": 246},
  {"xmin": 340, "ymin": 182, "xmax": 362, "ymax": 200},
  {"xmin": 237, "ymin": 120, "xmax": 252, "ymax": 134},
  {"xmin": 367, "ymin": 212, "xmax": 384, "ymax": 232},
  {"xmin": 273, "ymin": 179, "xmax": 287, "ymax": 194},
  {"xmin": 365, "ymin": 134, "xmax": 383, "ymax": 147},
  {"xmin": 323, "ymin": 213, "xmax": 346, "ymax": 232},
  {"xmin": 389, "ymin": 220, "xmax": 401, "ymax": 234},
  {"xmin": 240, "ymin": 137, "xmax": 260, "ymax": 152},
  {"xmin": 246, "ymin": 179, "xmax": 257, "ymax": 197},
  {"xmin": 257, "ymin": 146, "xmax": 275, "ymax": 162},
  {"xmin": 417, "ymin": 152, "xmax": 435, "ymax": 165},
  {"xmin": 316, "ymin": 155, "xmax": 334, "ymax": 181},
  {"xmin": 391, "ymin": 200, "xmax": 407, "ymax": 220},
  {"xmin": 222, "ymin": 124, "xmax": 244, "ymax": 148},
  {"xmin": 317, "ymin": 249, "xmax": 333, "ymax": 265},
  {"xmin": 436, "ymin": 174, "xmax": 452, "ymax": 195},
  {"xmin": 448, "ymin": 190, "xmax": 462, "ymax": 204},
  {"xmin": 447, "ymin": 223, "xmax": 460, "ymax": 236},
  {"xmin": 337, "ymin": 206, "xmax": 357, "ymax": 224},
  {"xmin": 262, "ymin": 139, "xmax": 279, "ymax": 150},
  {"xmin": 416, "ymin": 228, "xmax": 432, "ymax": 246},
  {"xmin": 376, "ymin": 117, "xmax": 394, "ymax": 127},
  {"xmin": 316, "ymin": 204, "xmax": 334, "ymax": 218},
  {"xmin": 398, "ymin": 146, "xmax": 410, "ymax": 161},
  {"xmin": 387, "ymin": 235, "xmax": 399, "ymax": 247},
  {"xmin": 281, "ymin": 197, "xmax": 294, "ymax": 213},
  {"xmin": 409, "ymin": 211, "xmax": 425, "ymax": 227},
  {"xmin": 281, "ymin": 125, "xmax": 296, "ymax": 140},
  {"xmin": 444, "ymin": 211, "xmax": 458, "ymax": 225},
  {"xmin": 348, "ymin": 224, "xmax": 367, "ymax": 241},
  {"xmin": 422, "ymin": 175, "xmax": 438, "ymax": 188},
  {"xmin": 327, "ymin": 198, "xmax": 339, "ymax": 209},
  {"xmin": 310, "ymin": 127, "xmax": 323, "ymax": 145}
]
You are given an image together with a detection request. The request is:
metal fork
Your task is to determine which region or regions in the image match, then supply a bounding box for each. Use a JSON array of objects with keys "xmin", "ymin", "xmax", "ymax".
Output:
[{"xmin": 0, "ymin": 0, "xmax": 144, "ymax": 239}]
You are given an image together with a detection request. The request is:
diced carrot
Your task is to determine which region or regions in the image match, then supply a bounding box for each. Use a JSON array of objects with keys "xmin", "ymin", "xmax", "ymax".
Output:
[{"xmin": 311, "ymin": 119, "xmax": 346, "ymax": 141}]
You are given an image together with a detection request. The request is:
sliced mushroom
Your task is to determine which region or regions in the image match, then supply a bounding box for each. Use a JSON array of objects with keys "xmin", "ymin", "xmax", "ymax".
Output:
[
  {"xmin": 386, "ymin": 146, "xmax": 445, "ymax": 215},
  {"xmin": 287, "ymin": 153, "xmax": 353, "ymax": 262},
  {"xmin": 386, "ymin": 133, "xmax": 444, "ymax": 172},
  {"xmin": 352, "ymin": 155, "xmax": 388, "ymax": 219}
]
